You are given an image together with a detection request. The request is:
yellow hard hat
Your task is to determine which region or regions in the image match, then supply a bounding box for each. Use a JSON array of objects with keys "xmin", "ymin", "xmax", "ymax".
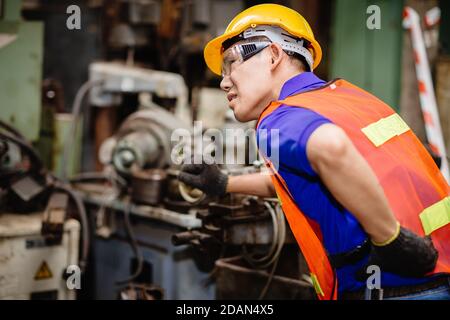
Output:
[{"xmin": 204, "ymin": 3, "xmax": 322, "ymax": 76}]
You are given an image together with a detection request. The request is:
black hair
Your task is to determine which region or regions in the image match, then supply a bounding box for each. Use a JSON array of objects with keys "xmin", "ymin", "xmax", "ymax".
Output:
[{"xmin": 287, "ymin": 52, "xmax": 310, "ymax": 72}]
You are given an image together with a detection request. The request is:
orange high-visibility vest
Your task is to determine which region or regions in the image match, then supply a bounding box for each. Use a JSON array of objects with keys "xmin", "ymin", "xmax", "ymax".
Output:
[{"xmin": 256, "ymin": 79, "xmax": 450, "ymax": 300}]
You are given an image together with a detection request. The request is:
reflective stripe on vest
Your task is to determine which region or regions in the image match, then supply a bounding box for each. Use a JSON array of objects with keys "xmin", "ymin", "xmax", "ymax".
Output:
[
  {"xmin": 361, "ymin": 113, "xmax": 411, "ymax": 147},
  {"xmin": 420, "ymin": 196, "xmax": 450, "ymax": 235}
]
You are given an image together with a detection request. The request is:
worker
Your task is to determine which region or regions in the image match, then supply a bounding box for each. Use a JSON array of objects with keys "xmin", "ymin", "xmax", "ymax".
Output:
[{"xmin": 178, "ymin": 4, "xmax": 450, "ymax": 300}]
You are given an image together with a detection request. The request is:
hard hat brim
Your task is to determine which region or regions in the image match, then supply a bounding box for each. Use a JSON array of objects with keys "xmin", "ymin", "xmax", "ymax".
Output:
[{"xmin": 204, "ymin": 29, "xmax": 243, "ymax": 76}]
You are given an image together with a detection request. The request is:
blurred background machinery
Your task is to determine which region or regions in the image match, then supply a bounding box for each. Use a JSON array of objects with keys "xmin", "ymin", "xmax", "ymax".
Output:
[
  {"xmin": 0, "ymin": 213, "xmax": 80, "ymax": 299},
  {"xmin": 0, "ymin": 0, "xmax": 449, "ymax": 301}
]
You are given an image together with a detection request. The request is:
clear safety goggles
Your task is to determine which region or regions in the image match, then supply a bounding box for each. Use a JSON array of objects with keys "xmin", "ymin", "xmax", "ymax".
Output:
[{"xmin": 221, "ymin": 41, "xmax": 271, "ymax": 78}]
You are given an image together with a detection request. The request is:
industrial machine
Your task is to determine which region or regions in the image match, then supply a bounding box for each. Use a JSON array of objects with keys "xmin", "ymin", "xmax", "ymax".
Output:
[
  {"xmin": 0, "ymin": 213, "xmax": 80, "ymax": 299},
  {"xmin": 0, "ymin": 0, "xmax": 84, "ymax": 300},
  {"xmin": 0, "ymin": 0, "xmax": 315, "ymax": 300}
]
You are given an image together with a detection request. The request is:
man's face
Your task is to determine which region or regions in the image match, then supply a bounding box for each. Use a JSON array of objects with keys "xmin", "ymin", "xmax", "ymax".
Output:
[{"xmin": 219, "ymin": 42, "xmax": 273, "ymax": 122}]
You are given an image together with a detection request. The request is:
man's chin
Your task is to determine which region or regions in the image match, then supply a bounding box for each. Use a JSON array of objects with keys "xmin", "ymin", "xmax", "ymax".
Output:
[
  {"xmin": 231, "ymin": 105, "xmax": 257, "ymax": 122},
  {"xmin": 233, "ymin": 111, "xmax": 249, "ymax": 122}
]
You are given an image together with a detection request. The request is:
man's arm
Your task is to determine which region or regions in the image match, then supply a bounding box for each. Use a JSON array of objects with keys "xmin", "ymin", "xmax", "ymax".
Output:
[
  {"xmin": 227, "ymin": 172, "xmax": 276, "ymax": 197},
  {"xmin": 178, "ymin": 163, "xmax": 276, "ymax": 198},
  {"xmin": 306, "ymin": 123, "xmax": 398, "ymax": 244}
]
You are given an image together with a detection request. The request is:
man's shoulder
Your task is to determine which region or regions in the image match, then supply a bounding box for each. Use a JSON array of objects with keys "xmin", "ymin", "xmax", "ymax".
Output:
[{"xmin": 259, "ymin": 104, "xmax": 330, "ymax": 130}]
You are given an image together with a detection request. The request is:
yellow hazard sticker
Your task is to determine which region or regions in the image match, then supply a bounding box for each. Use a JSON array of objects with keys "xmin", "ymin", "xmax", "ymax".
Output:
[{"xmin": 34, "ymin": 261, "xmax": 53, "ymax": 280}]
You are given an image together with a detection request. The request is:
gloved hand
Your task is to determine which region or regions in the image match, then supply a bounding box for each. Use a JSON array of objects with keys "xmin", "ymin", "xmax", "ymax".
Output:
[
  {"xmin": 357, "ymin": 223, "xmax": 438, "ymax": 279},
  {"xmin": 178, "ymin": 161, "xmax": 228, "ymax": 197}
]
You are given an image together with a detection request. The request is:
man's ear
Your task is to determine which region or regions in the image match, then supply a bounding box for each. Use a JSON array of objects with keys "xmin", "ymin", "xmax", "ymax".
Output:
[{"xmin": 269, "ymin": 43, "xmax": 283, "ymax": 71}]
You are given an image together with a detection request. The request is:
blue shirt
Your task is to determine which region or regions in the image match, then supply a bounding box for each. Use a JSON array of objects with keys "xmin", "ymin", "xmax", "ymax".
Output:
[{"xmin": 257, "ymin": 72, "xmax": 430, "ymax": 293}]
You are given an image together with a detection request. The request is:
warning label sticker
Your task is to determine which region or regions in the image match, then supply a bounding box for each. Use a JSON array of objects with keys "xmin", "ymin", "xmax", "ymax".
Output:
[{"xmin": 34, "ymin": 261, "xmax": 53, "ymax": 280}]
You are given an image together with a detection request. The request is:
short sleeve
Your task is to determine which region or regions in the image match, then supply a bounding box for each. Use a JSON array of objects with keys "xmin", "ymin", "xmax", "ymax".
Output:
[{"xmin": 257, "ymin": 105, "xmax": 332, "ymax": 176}]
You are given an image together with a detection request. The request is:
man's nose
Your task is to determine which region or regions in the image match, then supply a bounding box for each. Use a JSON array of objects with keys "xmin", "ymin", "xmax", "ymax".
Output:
[{"xmin": 220, "ymin": 75, "xmax": 232, "ymax": 92}]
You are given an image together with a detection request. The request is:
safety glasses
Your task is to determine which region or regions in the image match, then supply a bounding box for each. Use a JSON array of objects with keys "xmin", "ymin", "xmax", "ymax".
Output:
[{"xmin": 221, "ymin": 41, "xmax": 271, "ymax": 78}]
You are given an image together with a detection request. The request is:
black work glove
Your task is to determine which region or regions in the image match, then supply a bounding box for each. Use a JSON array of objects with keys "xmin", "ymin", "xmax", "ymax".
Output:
[
  {"xmin": 357, "ymin": 225, "xmax": 438, "ymax": 280},
  {"xmin": 178, "ymin": 161, "xmax": 228, "ymax": 197}
]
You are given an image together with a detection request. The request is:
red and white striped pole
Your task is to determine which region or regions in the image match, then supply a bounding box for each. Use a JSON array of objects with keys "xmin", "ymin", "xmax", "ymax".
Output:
[{"xmin": 403, "ymin": 6, "xmax": 449, "ymax": 183}]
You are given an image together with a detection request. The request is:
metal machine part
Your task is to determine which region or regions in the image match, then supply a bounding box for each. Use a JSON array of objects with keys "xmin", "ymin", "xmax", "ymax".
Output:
[
  {"xmin": 80, "ymin": 192, "xmax": 202, "ymax": 230},
  {"xmin": 192, "ymin": 0, "xmax": 211, "ymax": 27},
  {"xmin": 108, "ymin": 23, "xmax": 148, "ymax": 49},
  {"xmin": 89, "ymin": 62, "xmax": 190, "ymax": 119},
  {"xmin": 101, "ymin": 107, "xmax": 191, "ymax": 175},
  {"xmin": 131, "ymin": 168, "xmax": 167, "ymax": 206},
  {"xmin": 203, "ymin": 197, "xmax": 282, "ymax": 246},
  {"xmin": 6, "ymin": 174, "xmax": 48, "ymax": 213},
  {"xmin": 128, "ymin": 0, "xmax": 161, "ymax": 25},
  {"xmin": 171, "ymin": 195, "xmax": 287, "ymax": 271},
  {"xmin": 113, "ymin": 131, "xmax": 160, "ymax": 173},
  {"xmin": 41, "ymin": 192, "xmax": 69, "ymax": 245},
  {"xmin": 10, "ymin": 175, "xmax": 46, "ymax": 203},
  {"xmin": 88, "ymin": 62, "xmax": 192, "ymax": 173},
  {"xmin": 90, "ymin": 212, "xmax": 213, "ymax": 299},
  {"xmin": 169, "ymin": 192, "xmax": 302, "ymax": 299},
  {"xmin": 1, "ymin": 121, "xmax": 91, "ymax": 273},
  {"xmin": 215, "ymin": 256, "xmax": 315, "ymax": 300},
  {"xmin": 0, "ymin": 1, "xmax": 44, "ymax": 142},
  {"xmin": 178, "ymin": 181, "xmax": 206, "ymax": 204},
  {"xmin": 0, "ymin": 141, "xmax": 21, "ymax": 171},
  {"xmin": 119, "ymin": 283, "xmax": 164, "ymax": 300}
]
